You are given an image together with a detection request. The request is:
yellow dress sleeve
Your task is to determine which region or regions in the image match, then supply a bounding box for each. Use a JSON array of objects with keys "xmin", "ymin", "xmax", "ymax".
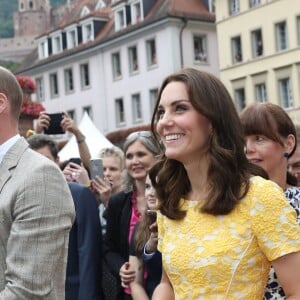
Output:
[{"xmin": 250, "ymin": 177, "xmax": 300, "ymax": 261}]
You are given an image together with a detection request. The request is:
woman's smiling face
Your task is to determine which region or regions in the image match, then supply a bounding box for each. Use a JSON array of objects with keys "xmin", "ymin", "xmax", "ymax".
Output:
[{"xmin": 156, "ymin": 81, "xmax": 212, "ymax": 164}]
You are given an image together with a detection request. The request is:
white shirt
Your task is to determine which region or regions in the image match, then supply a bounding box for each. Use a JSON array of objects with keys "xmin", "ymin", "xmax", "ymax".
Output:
[{"xmin": 0, "ymin": 134, "xmax": 21, "ymax": 164}]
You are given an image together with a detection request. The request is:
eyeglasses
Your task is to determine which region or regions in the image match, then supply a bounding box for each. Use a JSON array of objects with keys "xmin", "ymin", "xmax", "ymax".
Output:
[{"xmin": 126, "ymin": 131, "xmax": 152, "ymax": 140}]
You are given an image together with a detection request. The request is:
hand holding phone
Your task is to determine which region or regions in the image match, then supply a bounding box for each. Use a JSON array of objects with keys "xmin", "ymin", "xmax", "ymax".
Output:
[
  {"xmin": 90, "ymin": 158, "xmax": 104, "ymax": 180},
  {"xmin": 69, "ymin": 157, "xmax": 81, "ymax": 166},
  {"xmin": 44, "ymin": 113, "xmax": 64, "ymax": 135}
]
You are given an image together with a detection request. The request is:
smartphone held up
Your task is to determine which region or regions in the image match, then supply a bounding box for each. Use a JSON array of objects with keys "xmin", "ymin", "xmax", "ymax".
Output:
[
  {"xmin": 90, "ymin": 158, "xmax": 104, "ymax": 180},
  {"xmin": 44, "ymin": 113, "xmax": 64, "ymax": 135}
]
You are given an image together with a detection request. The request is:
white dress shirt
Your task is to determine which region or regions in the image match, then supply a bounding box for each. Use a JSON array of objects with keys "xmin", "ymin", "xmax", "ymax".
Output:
[{"xmin": 0, "ymin": 134, "xmax": 21, "ymax": 164}]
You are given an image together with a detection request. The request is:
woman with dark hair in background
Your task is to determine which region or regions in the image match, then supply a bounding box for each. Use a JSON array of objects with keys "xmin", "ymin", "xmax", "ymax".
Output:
[
  {"xmin": 240, "ymin": 102, "xmax": 300, "ymax": 299},
  {"xmin": 129, "ymin": 173, "xmax": 162, "ymax": 299},
  {"xmin": 149, "ymin": 68, "xmax": 300, "ymax": 299}
]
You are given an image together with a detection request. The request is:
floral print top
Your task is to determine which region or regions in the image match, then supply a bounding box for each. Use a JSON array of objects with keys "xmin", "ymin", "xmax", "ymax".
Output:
[{"xmin": 157, "ymin": 177, "xmax": 300, "ymax": 299}]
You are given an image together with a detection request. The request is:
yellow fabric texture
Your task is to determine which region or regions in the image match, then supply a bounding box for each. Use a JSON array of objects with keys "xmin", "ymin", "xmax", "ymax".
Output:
[{"xmin": 157, "ymin": 176, "xmax": 300, "ymax": 299}]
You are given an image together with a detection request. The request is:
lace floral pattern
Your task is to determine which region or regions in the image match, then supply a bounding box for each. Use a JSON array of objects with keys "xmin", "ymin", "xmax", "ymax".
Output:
[
  {"xmin": 264, "ymin": 186, "xmax": 300, "ymax": 300},
  {"xmin": 157, "ymin": 177, "xmax": 300, "ymax": 299}
]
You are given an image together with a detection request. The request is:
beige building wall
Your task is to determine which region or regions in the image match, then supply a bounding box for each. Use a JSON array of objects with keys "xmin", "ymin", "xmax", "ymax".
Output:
[{"xmin": 216, "ymin": 0, "xmax": 300, "ymax": 123}]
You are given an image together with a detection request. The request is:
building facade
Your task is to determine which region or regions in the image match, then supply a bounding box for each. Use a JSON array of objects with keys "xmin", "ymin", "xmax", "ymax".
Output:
[
  {"xmin": 16, "ymin": 0, "xmax": 219, "ymax": 135},
  {"xmin": 0, "ymin": 0, "xmax": 75, "ymax": 62},
  {"xmin": 216, "ymin": 0, "xmax": 300, "ymax": 122}
]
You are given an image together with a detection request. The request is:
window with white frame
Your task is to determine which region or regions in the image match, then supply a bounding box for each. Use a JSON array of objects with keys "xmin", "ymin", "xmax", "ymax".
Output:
[
  {"xmin": 80, "ymin": 63, "xmax": 90, "ymax": 89},
  {"xmin": 49, "ymin": 73, "xmax": 59, "ymax": 98},
  {"xmin": 146, "ymin": 39, "xmax": 157, "ymax": 67},
  {"xmin": 115, "ymin": 9, "xmax": 125, "ymax": 31},
  {"xmin": 275, "ymin": 21, "xmax": 288, "ymax": 51},
  {"xmin": 128, "ymin": 46, "xmax": 139, "ymax": 73},
  {"xmin": 297, "ymin": 16, "xmax": 300, "ymax": 45},
  {"xmin": 83, "ymin": 106, "xmax": 93, "ymax": 119},
  {"xmin": 112, "ymin": 52, "xmax": 122, "ymax": 79},
  {"xmin": 67, "ymin": 110, "xmax": 76, "ymax": 122},
  {"xmin": 131, "ymin": 1, "xmax": 142, "ymax": 24},
  {"xmin": 229, "ymin": 0, "xmax": 239, "ymax": 15},
  {"xmin": 255, "ymin": 83, "xmax": 267, "ymax": 103},
  {"xmin": 52, "ymin": 35, "xmax": 62, "ymax": 54},
  {"xmin": 115, "ymin": 98, "xmax": 125, "ymax": 125},
  {"xmin": 193, "ymin": 35, "xmax": 208, "ymax": 63},
  {"xmin": 231, "ymin": 36, "xmax": 242, "ymax": 63},
  {"xmin": 208, "ymin": 0, "xmax": 215, "ymax": 13},
  {"xmin": 132, "ymin": 93, "xmax": 142, "ymax": 122},
  {"xmin": 249, "ymin": 0, "xmax": 260, "ymax": 7},
  {"xmin": 82, "ymin": 23, "xmax": 93, "ymax": 43},
  {"xmin": 67, "ymin": 29, "xmax": 77, "ymax": 49},
  {"xmin": 279, "ymin": 78, "xmax": 293, "ymax": 108},
  {"xmin": 234, "ymin": 88, "xmax": 245, "ymax": 111},
  {"xmin": 35, "ymin": 77, "xmax": 44, "ymax": 102},
  {"xmin": 251, "ymin": 29, "xmax": 263, "ymax": 58},
  {"xmin": 149, "ymin": 88, "xmax": 158, "ymax": 114},
  {"xmin": 38, "ymin": 40, "xmax": 48, "ymax": 59},
  {"xmin": 64, "ymin": 68, "xmax": 74, "ymax": 94}
]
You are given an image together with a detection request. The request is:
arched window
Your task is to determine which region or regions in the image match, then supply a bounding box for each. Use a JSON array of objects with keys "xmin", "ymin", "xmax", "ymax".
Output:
[{"xmin": 29, "ymin": 1, "xmax": 33, "ymax": 9}]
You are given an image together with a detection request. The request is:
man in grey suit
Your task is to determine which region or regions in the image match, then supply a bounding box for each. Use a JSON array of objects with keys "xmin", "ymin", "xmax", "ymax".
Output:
[{"xmin": 0, "ymin": 66, "xmax": 75, "ymax": 299}]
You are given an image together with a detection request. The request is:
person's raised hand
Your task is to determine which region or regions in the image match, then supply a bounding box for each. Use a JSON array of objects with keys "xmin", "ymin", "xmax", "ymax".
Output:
[{"xmin": 35, "ymin": 111, "xmax": 50, "ymax": 133}]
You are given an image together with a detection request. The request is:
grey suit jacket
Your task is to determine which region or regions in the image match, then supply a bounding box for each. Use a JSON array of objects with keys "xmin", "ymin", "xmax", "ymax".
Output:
[{"xmin": 0, "ymin": 138, "xmax": 75, "ymax": 299}]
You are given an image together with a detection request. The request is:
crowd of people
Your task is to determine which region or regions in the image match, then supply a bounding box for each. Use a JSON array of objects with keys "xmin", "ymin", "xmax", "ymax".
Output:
[{"xmin": 1, "ymin": 64, "xmax": 300, "ymax": 299}]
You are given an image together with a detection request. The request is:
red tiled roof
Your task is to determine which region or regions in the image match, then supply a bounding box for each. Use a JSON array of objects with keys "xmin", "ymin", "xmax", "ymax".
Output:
[{"xmin": 17, "ymin": 0, "xmax": 215, "ymax": 72}]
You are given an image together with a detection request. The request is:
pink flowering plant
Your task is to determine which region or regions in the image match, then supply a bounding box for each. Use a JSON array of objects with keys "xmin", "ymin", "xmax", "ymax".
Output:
[{"xmin": 16, "ymin": 75, "xmax": 45, "ymax": 118}]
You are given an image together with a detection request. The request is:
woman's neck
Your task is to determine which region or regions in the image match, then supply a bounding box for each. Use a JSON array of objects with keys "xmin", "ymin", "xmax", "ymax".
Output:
[
  {"xmin": 185, "ymin": 156, "xmax": 210, "ymax": 201},
  {"xmin": 269, "ymin": 166, "xmax": 287, "ymax": 190}
]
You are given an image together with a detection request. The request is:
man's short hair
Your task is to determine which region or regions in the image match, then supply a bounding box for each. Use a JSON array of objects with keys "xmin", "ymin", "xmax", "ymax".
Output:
[
  {"xmin": 0, "ymin": 67, "xmax": 23, "ymax": 120},
  {"xmin": 27, "ymin": 134, "xmax": 59, "ymax": 159}
]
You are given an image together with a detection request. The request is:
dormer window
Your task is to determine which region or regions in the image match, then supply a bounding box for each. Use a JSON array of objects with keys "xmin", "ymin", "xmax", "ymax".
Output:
[
  {"xmin": 131, "ymin": 0, "xmax": 143, "ymax": 24},
  {"xmin": 81, "ymin": 6, "xmax": 91, "ymax": 17},
  {"xmin": 95, "ymin": 0, "xmax": 106, "ymax": 9},
  {"xmin": 115, "ymin": 8, "xmax": 126, "ymax": 31},
  {"xmin": 38, "ymin": 38, "xmax": 49, "ymax": 59},
  {"xmin": 51, "ymin": 34, "xmax": 62, "ymax": 54},
  {"xmin": 82, "ymin": 23, "xmax": 94, "ymax": 42},
  {"xmin": 66, "ymin": 26, "xmax": 78, "ymax": 49}
]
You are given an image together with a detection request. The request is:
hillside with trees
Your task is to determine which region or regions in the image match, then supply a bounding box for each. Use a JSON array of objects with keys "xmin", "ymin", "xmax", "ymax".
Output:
[{"xmin": 0, "ymin": 0, "xmax": 66, "ymax": 38}]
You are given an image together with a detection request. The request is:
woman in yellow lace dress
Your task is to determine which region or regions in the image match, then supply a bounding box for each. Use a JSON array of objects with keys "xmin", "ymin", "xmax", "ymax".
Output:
[{"xmin": 149, "ymin": 68, "xmax": 300, "ymax": 299}]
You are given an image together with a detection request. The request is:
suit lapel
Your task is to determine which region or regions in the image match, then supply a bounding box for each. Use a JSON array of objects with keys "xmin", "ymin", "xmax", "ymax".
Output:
[{"xmin": 0, "ymin": 138, "xmax": 28, "ymax": 193}]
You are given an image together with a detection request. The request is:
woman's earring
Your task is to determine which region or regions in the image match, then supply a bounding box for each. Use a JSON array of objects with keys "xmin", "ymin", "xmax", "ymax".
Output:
[{"xmin": 284, "ymin": 152, "xmax": 289, "ymax": 158}]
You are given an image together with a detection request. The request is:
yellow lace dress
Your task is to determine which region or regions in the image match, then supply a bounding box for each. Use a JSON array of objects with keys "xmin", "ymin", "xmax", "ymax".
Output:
[{"xmin": 157, "ymin": 176, "xmax": 300, "ymax": 299}]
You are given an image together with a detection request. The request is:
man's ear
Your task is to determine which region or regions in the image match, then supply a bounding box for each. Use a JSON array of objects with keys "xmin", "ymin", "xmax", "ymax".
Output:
[{"xmin": 0, "ymin": 92, "xmax": 8, "ymax": 114}]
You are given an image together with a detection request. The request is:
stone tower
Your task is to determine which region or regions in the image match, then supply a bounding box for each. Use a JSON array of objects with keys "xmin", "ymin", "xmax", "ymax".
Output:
[{"xmin": 14, "ymin": 0, "xmax": 51, "ymax": 37}]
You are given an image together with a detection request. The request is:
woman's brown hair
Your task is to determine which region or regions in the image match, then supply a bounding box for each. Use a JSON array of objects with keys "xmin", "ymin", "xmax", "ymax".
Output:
[
  {"xmin": 240, "ymin": 102, "xmax": 297, "ymax": 186},
  {"xmin": 150, "ymin": 68, "xmax": 267, "ymax": 219}
]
